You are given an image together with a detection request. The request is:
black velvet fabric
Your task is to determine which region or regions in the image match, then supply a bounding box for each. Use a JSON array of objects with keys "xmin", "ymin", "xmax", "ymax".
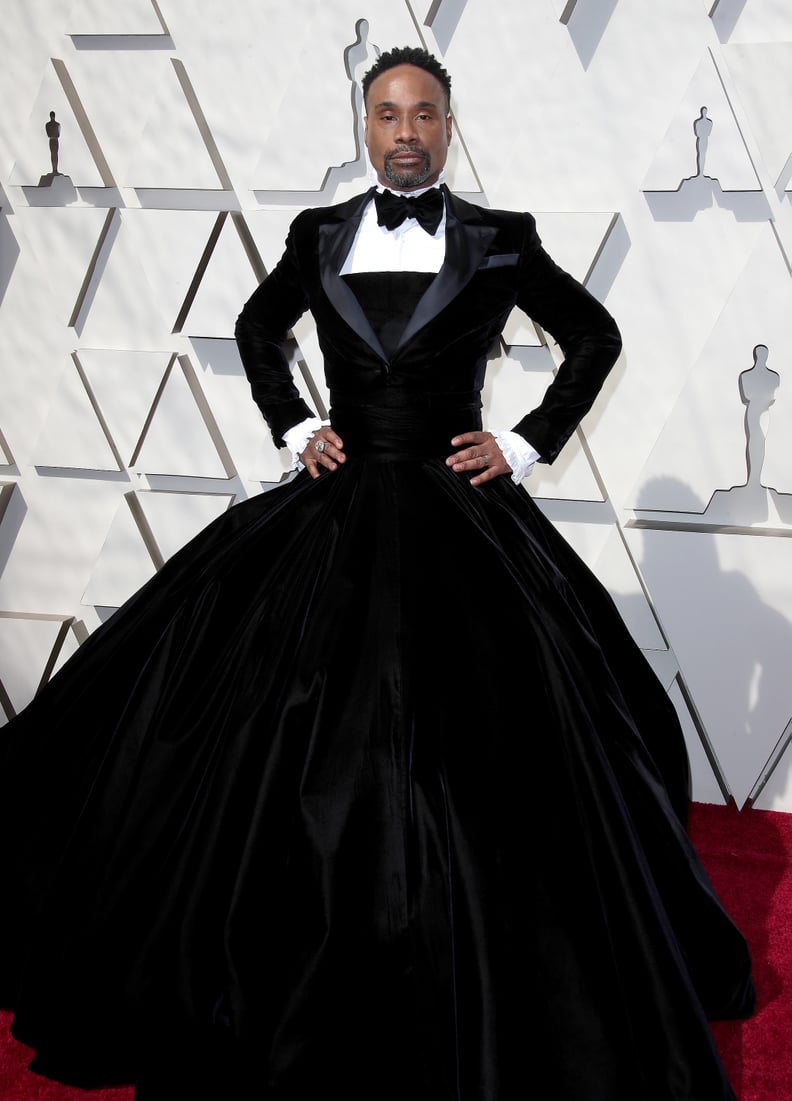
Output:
[
  {"xmin": 0, "ymin": 398, "xmax": 753, "ymax": 1099},
  {"xmin": 0, "ymin": 256, "xmax": 753, "ymax": 1098}
]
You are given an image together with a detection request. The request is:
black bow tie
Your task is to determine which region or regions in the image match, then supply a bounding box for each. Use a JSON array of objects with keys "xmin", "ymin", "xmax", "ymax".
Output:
[{"xmin": 374, "ymin": 187, "xmax": 444, "ymax": 235}]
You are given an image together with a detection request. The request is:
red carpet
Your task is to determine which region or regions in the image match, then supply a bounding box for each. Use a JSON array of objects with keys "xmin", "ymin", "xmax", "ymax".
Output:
[
  {"xmin": 1, "ymin": 802, "xmax": 789, "ymax": 1100},
  {"xmin": 691, "ymin": 802, "xmax": 792, "ymax": 1101}
]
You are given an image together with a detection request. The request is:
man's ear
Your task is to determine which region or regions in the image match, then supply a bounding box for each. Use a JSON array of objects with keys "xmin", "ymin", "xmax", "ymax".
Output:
[
  {"xmin": 363, "ymin": 115, "xmax": 369, "ymax": 148},
  {"xmin": 445, "ymin": 114, "xmax": 453, "ymax": 145}
]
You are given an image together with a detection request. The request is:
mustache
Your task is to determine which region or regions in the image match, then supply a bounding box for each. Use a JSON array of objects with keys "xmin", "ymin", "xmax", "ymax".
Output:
[{"xmin": 384, "ymin": 146, "xmax": 431, "ymax": 162}]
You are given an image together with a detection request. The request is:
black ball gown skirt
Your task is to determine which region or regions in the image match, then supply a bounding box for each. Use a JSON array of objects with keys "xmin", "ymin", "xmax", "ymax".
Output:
[{"xmin": 0, "ymin": 395, "xmax": 753, "ymax": 1100}]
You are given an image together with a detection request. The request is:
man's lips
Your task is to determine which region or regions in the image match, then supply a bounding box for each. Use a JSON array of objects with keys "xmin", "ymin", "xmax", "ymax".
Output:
[{"xmin": 389, "ymin": 152, "xmax": 426, "ymax": 164}]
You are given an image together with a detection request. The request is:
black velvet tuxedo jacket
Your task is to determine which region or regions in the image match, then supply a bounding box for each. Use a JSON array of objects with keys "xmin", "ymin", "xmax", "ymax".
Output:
[{"xmin": 235, "ymin": 185, "xmax": 622, "ymax": 464}]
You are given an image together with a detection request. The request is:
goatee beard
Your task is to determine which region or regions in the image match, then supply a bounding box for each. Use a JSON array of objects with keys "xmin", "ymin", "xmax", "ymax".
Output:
[{"xmin": 383, "ymin": 147, "xmax": 432, "ymax": 189}]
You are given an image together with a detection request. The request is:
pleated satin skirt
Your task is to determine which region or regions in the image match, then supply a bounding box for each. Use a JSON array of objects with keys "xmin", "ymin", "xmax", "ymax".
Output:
[{"xmin": 0, "ymin": 402, "xmax": 753, "ymax": 1099}]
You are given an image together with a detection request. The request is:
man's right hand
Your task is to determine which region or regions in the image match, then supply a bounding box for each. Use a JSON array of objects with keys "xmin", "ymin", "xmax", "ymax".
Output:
[{"xmin": 300, "ymin": 428, "xmax": 346, "ymax": 479}]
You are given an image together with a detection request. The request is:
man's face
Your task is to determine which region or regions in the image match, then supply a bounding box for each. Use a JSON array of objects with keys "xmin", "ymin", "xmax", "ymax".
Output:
[{"xmin": 364, "ymin": 64, "xmax": 452, "ymax": 191}]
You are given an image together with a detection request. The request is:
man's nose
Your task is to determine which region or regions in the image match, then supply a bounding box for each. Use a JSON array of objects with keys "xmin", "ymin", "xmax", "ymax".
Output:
[{"xmin": 394, "ymin": 116, "xmax": 418, "ymax": 143}]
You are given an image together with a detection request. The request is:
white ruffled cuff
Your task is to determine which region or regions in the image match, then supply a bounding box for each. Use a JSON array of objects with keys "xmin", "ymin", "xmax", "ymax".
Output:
[
  {"xmin": 283, "ymin": 417, "xmax": 331, "ymax": 470},
  {"xmin": 493, "ymin": 429, "xmax": 540, "ymax": 484}
]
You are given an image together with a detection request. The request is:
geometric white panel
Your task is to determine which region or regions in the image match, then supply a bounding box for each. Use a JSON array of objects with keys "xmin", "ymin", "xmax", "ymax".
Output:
[
  {"xmin": 642, "ymin": 648, "xmax": 681, "ymax": 693},
  {"xmin": 502, "ymin": 308, "xmax": 542, "ymax": 349},
  {"xmin": 82, "ymin": 488, "xmax": 233, "ymax": 610},
  {"xmin": 128, "ymin": 210, "xmax": 224, "ymax": 329},
  {"xmin": 723, "ymin": 43, "xmax": 792, "ymax": 186},
  {"xmin": 250, "ymin": 1, "xmax": 422, "ymax": 191},
  {"xmin": 291, "ymin": 313, "xmax": 332, "ymax": 416},
  {"xmin": 540, "ymin": 510, "xmax": 615, "ymax": 579},
  {"xmin": 668, "ymin": 675, "xmax": 728, "ymax": 807},
  {"xmin": 63, "ymin": 53, "xmax": 218, "ymax": 188},
  {"xmin": 77, "ymin": 349, "xmax": 173, "ymax": 466},
  {"xmin": 483, "ymin": 346, "xmax": 605, "ymax": 501},
  {"xmin": 244, "ymin": 209, "xmax": 312, "ymax": 274},
  {"xmin": 50, "ymin": 619, "xmax": 86, "ymax": 677},
  {"xmin": 712, "ymin": 0, "xmax": 792, "ymax": 45},
  {"xmin": 643, "ymin": 51, "xmax": 761, "ymax": 191},
  {"xmin": 435, "ymin": 124, "xmax": 480, "ymax": 195},
  {"xmin": 629, "ymin": 225, "xmax": 792, "ymax": 510},
  {"xmin": 0, "ymin": 615, "xmax": 70, "ymax": 717},
  {"xmin": 526, "ymin": 435, "xmax": 605, "ymax": 502},
  {"xmin": 134, "ymin": 357, "xmax": 232, "ymax": 478},
  {"xmin": 82, "ymin": 494, "xmax": 158, "ymax": 609},
  {"xmin": 16, "ymin": 207, "xmax": 111, "ymax": 324},
  {"xmin": 67, "ymin": 0, "xmax": 166, "ymax": 34},
  {"xmin": 588, "ymin": 525, "xmax": 668, "ymax": 651},
  {"xmin": 624, "ymin": 526, "xmax": 792, "ymax": 809},
  {"xmin": 189, "ymin": 338, "xmax": 293, "ymax": 483},
  {"xmin": 0, "ymin": 476, "xmax": 124, "ymax": 614},
  {"xmin": 31, "ymin": 355, "xmax": 119, "ymax": 471},
  {"xmin": 438, "ymin": 3, "xmax": 567, "ymax": 202},
  {"xmin": 503, "ymin": 214, "xmax": 618, "ymax": 349},
  {"xmin": 182, "ymin": 216, "xmax": 263, "ymax": 338},
  {"xmin": 9, "ymin": 67, "xmax": 104, "ymax": 187},
  {"xmin": 534, "ymin": 211, "xmax": 619, "ymax": 286},
  {"xmin": 137, "ymin": 489, "xmax": 233, "ymax": 561},
  {"xmin": 76, "ymin": 211, "xmax": 173, "ymax": 349}
]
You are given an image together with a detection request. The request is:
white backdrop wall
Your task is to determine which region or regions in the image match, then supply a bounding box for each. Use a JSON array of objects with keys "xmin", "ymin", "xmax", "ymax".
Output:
[{"xmin": 1, "ymin": 0, "xmax": 791, "ymax": 810}]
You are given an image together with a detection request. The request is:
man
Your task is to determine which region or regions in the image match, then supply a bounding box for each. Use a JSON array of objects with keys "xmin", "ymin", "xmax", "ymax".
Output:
[
  {"xmin": 234, "ymin": 45, "xmax": 752, "ymax": 1101},
  {"xmin": 236, "ymin": 45, "xmax": 621, "ymax": 493},
  {"xmin": 0, "ymin": 47, "xmax": 751, "ymax": 1101}
]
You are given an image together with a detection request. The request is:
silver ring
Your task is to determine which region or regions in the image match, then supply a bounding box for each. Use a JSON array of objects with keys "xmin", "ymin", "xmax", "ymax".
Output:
[
  {"xmin": 315, "ymin": 438, "xmax": 326, "ymax": 453},
  {"xmin": 481, "ymin": 453, "xmax": 488, "ymax": 463}
]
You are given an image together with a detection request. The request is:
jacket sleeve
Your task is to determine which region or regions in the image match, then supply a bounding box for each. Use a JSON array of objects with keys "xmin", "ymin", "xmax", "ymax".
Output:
[
  {"xmin": 234, "ymin": 217, "xmax": 316, "ymax": 447},
  {"xmin": 511, "ymin": 214, "xmax": 622, "ymax": 464}
]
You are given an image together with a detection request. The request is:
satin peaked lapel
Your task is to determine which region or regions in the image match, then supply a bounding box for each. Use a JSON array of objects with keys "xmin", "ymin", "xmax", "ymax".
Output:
[
  {"xmin": 396, "ymin": 199, "xmax": 498, "ymax": 352},
  {"xmin": 318, "ymin": 189, "xmax": 387, "ymax": 363}
]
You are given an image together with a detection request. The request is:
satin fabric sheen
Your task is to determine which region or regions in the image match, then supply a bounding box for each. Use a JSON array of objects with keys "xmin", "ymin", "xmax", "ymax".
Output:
[{"xmin": 0, "ymin": 276, "xmax": 753, "ymax": 1099}]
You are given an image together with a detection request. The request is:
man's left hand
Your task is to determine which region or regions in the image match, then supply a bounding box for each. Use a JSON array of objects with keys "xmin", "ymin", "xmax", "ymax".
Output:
[{"xmin": 446, "ymin": 431, "xmax": 512, "ymax": 486}]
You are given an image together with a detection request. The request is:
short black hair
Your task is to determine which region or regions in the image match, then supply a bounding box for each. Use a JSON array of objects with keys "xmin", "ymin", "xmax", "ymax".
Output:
[{"xmin": 362, "ymin": 46, "xmax": 452, "ymax": 113}]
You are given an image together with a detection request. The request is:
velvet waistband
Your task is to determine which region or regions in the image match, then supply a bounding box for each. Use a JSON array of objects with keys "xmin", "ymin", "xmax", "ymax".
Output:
[{"xmin": 329, "ymin": 390, "xmax": 483, "ymax": 461}]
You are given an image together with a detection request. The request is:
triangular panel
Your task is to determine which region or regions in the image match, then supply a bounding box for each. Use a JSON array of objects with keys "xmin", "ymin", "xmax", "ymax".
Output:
[
  {"xmin": 643, "ymin": 51, "xmax": 761, "ymax": 191},
  {"xmin": 723, "ymin": 42, "xmax": 792, "ymax": 187},
  {"xmin": 712, "ymin": 0, "xmax": 792, "ymax": 45},
  {"xmin": 17, "ymin": 207, "xmax": 112, "ymax": 325},
  {"xmin": 0, "ymin": 615, "xmax": 72, "ymax": 715},
  {"xmin": 77, "ymin": 349, "xmax": 173, "ymax": 466},
  {"xmin": 623, "ymin": 525, "xmax": 792, "ymax": 808},
  {"xmin": 483, "ymin": 345, "xmax": 605, "ymax": 501},
  {"xmin": 82, "ymin": 494, "xmax": 158, "ymax": 609},
  {"xmin": 138, "ymin": 489, "xmax": 233, "ymax": 561},
  {"xmin": 189, "ymin": 337, "xmax": 294, "ymax": 483},
  {"xmin": 629, "ymin": 227, "xmax": 792, "ymax": 511},
  {"xmin": 589, "ymin": 525, "xmax": 668, "ymax": 650},
  {"xmin": 67, "ymin": 0, "xmax": 166, "ymax": 35},
  {"xmin": 126, "ymin": 210, "xmax": 222, "ymax": 331},
  {"xmin": 9, "ymin": 64, "xmax": 105, "ymax": 187},
  {"xmin": 181, "ymin": 216, "xmax": 266, "ymax": 338},
  {"xmin": 76, "ymin": 209, "xmax": 175, "ymax": 348},
  {"xmin": 668, "ymin": 675, "xmax": 728, "ymax": 806},
  {"xmin": 134, "ymin": 358, "xmax": 232, "ymax": 478},
  {"xmin": 31, "ymin": 355, "xmax": 120, "ymax": 471}
]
